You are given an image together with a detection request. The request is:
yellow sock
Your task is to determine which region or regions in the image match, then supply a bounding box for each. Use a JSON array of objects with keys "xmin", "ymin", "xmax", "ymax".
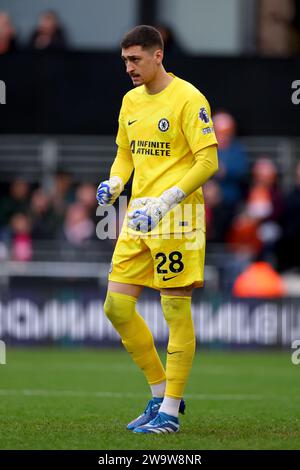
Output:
[
  {"xmin": 161, "ymin": 294, "xmax": 196, "ymax": 399},
  {"xmin": 103, "ymin": 291, "xmax": 166, "ymax": 385}
]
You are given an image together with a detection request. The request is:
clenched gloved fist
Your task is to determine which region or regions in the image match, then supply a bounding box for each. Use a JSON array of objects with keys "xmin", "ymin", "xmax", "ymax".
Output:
[
  {"xmin": 127, "ymin": 186, "xmax": 186, "ymax": 233},
  {"xmin": 96, "ymin": 176, "xmax": 124, "ymax": 205}
]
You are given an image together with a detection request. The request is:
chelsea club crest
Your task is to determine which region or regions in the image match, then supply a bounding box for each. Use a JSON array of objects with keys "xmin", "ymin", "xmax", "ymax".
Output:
[{"xmin": 158, "ymin": 118, "xmax": 170, "ymax": 132}]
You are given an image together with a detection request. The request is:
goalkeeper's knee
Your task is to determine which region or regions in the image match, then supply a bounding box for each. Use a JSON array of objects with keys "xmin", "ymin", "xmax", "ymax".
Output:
[
  {"xmin": 161, "ymin": 295, "xmax": 193, "ymax": 329},
  {"xmin": 103, "ymin": 291, "xmax": 154, "ymax": 350},
  {"xmin": 103, "ymin": 291, "xmax": 136, "ymax": 325}
]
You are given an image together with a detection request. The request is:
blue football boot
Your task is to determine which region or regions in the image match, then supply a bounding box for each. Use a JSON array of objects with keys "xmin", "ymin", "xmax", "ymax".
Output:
[
  {"xmin": 133, "ymin": 411, "xmax": 180, "ymax": 434},
  {"xmin": 127, "ymin": 397, "xmax": 185, "ymax": 431}
]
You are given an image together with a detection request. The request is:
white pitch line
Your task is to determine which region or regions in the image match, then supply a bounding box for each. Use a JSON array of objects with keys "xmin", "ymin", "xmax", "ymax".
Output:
[
  {"xmin": 186, "ymin": 394, "xmax": 263, "ymax": 400},
  {"xmin": 0, "ymin": 389, "xmax": 263, "ymax": 400}
]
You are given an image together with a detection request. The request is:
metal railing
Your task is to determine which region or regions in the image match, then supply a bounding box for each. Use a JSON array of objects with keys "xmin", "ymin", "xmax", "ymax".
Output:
[
  {"xmin": 0, "ymin": 135, "xmax": 299, "ymax": 187},
  {"xmin": 0, "ymin": 135, "xmax": 116, "ymax": 185}
]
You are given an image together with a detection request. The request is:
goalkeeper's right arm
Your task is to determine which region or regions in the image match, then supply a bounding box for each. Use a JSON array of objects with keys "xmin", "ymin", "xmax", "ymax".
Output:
[{"xmin": 96, "ymin": 147, "xmax": 133, "ymax": 206}]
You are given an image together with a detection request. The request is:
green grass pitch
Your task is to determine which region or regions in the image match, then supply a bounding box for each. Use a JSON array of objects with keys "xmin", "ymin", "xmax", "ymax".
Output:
[{"xmin": 0, "ymin": 347, "xmax": 299, "ymax": 450}]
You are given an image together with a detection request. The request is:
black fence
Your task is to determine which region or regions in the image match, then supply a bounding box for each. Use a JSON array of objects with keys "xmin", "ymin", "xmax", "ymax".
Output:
[{"xmin": 0, "ymin": 51, "xmax": 299, "ymax": 135}]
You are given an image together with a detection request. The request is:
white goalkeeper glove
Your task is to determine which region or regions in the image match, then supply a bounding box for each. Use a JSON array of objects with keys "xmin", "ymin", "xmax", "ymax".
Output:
[
  {"xmin": 127, "ymin": 186, "xmax": 186, "ymax": 233},
  {"xmin": 96, "ymin": 176, "xmax": 124, "ymax": 205}
]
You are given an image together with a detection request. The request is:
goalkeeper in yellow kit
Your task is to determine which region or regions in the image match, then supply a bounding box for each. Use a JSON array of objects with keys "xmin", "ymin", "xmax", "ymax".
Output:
[{"xmin": 96, "ymin": 25, "xmax": 218, "ymax": 434}]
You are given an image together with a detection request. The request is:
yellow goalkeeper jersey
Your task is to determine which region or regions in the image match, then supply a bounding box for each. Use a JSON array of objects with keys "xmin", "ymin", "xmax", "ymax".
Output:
[{"xmin": 116, "ymin": 74, "xmax": 218, "ymax": 234}]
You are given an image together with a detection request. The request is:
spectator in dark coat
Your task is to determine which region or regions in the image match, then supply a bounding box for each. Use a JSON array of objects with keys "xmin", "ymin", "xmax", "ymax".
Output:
[
  {"xmin": 0, "ymin": 179, "xmax": 31, "ymax": 228},
  {"xmin": 28, "ymin": 11, "xmax": 67, "ymax": 51}
]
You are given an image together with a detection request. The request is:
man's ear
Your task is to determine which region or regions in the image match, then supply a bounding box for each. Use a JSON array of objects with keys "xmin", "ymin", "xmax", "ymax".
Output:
[{"xmin": 154, "ymin": 49, "xmax": 163, "ymax": 64}]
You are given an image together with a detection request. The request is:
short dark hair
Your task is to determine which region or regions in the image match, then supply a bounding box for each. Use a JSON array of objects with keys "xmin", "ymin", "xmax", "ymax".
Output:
[{"xmin": 121, "ymin": 25, "xmax": 163, "ymax": 51}]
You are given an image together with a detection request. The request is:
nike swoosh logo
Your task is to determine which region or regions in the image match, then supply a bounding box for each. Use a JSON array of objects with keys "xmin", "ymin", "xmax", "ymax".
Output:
[
  {"xmin": 167, "ymin": 350, "xmax": 184, "ymax": 355},
  {"xmin": 128, "ymin": 120, "xmax": 137, "ymax": 125},
  {"xmin": 162, "ymin": 275, "xmax": 178, "ymax": 281}
]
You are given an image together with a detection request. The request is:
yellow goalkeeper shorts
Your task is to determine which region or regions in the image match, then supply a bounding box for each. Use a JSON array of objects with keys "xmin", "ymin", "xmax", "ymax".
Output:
[{"xmin": 108, "ymin": 229, "xmax": 206, "ymax": 289}]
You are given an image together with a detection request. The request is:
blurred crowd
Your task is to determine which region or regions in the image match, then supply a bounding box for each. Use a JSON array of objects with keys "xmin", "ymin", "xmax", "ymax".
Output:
[
  {"xmin": 0, "ymin": 172, "xmax": 100, "ymax": 262},
  {"xmin": 1, "ymin": 4, "xmax": 300, "ymax": 56},
  {"xmin": 205, "ymin": 111, "xmax": 300, "ymax": 277},
  {"xmin": 0, "ymin": 10, "xmax": 68, "ymax": 54},
  {"xmin": 0, "ymin": 108, "xmax": 300, "ymax": 298},
  {"xmin": 0, "ymin": 11, "xmax": 185, "ymax": 55},
  {"xmin": 0, "ymin": 110, "xmax": 300, "ymax": 280}
]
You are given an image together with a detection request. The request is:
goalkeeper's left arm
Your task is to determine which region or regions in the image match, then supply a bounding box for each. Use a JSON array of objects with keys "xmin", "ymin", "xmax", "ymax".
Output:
[
  {"xmin": 175, "ymin": 144, "xmax": 218, "ymax": 196},
  {"xmin": 128, "ymin": 144, "xmax": 218, "ymax": 232},
  {"xmin": 96, "ymin": 147, "xmax": 133, "ymax": 205}
]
